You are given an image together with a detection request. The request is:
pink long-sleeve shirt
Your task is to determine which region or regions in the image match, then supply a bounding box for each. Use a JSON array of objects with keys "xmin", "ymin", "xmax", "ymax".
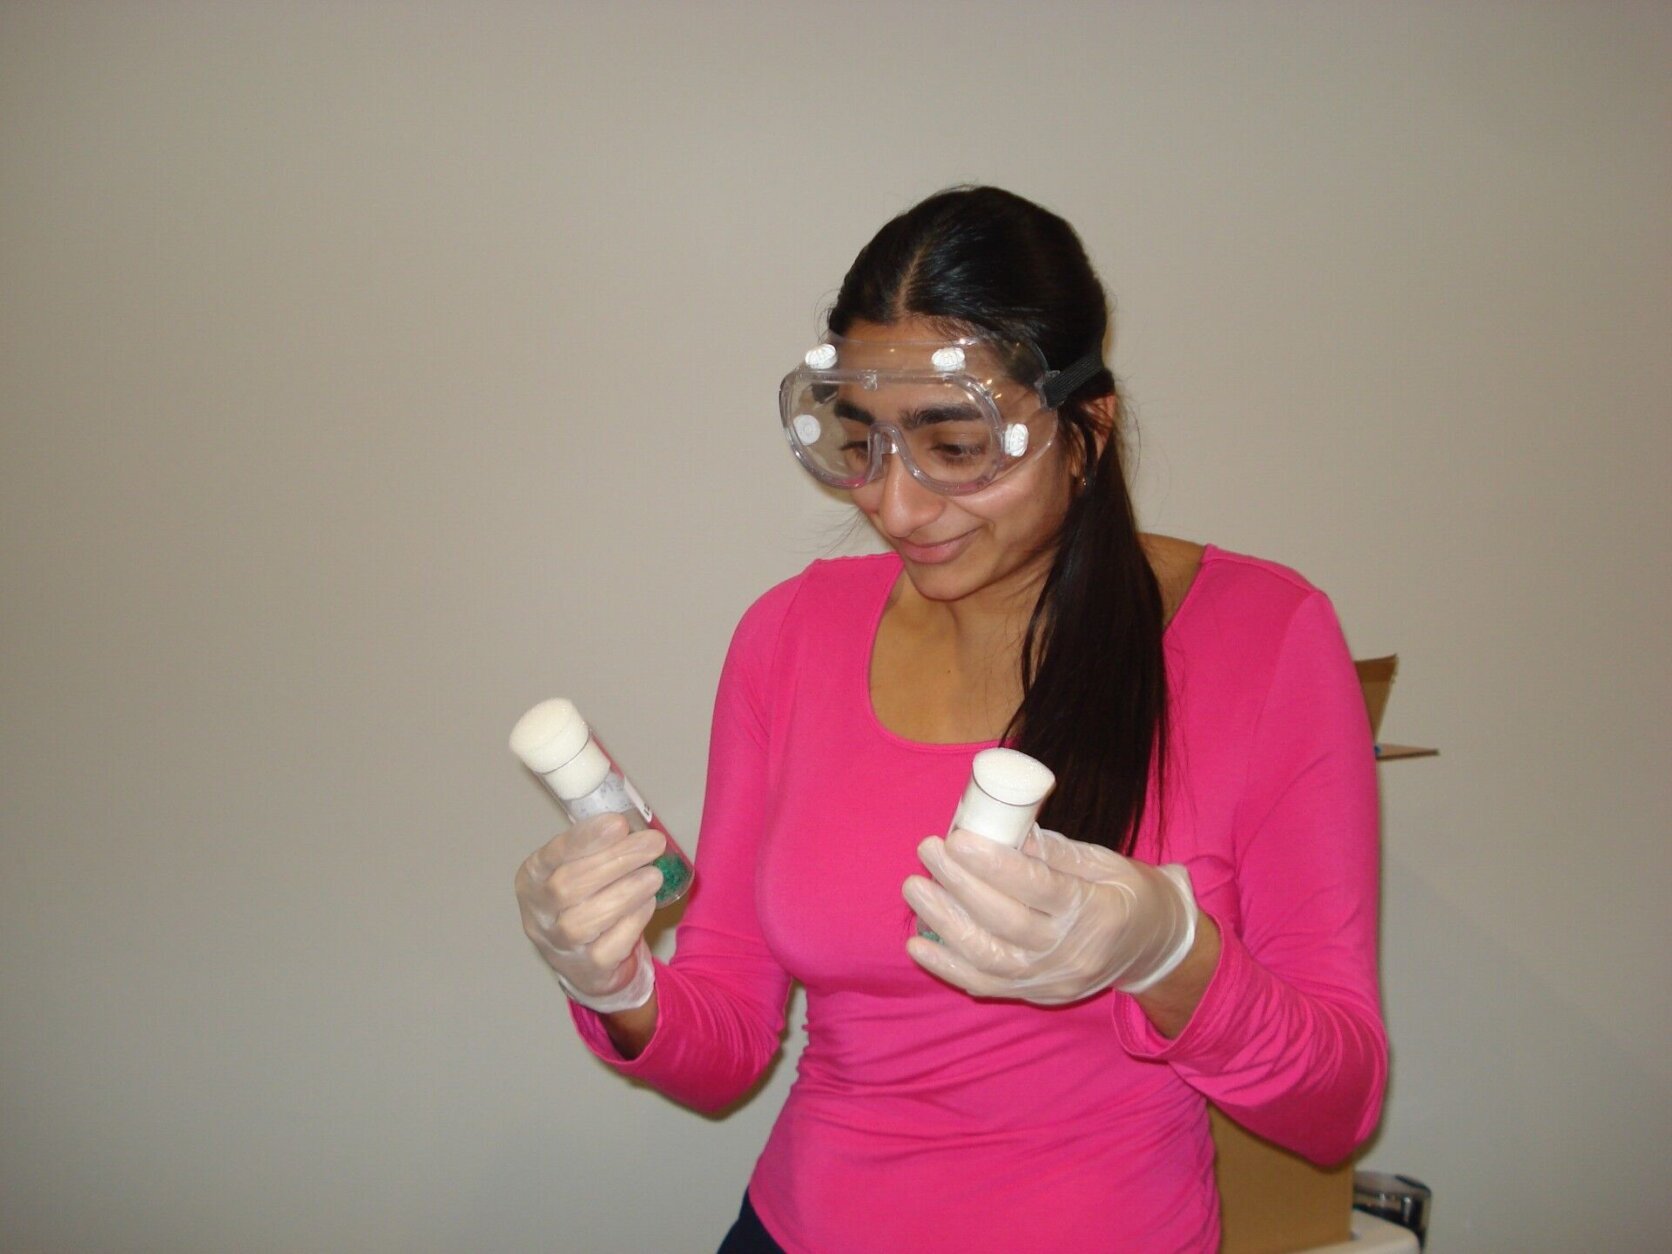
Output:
[{"xmin": 572, "ymin": 547, "xmax": 1386, "ymax": 1252}]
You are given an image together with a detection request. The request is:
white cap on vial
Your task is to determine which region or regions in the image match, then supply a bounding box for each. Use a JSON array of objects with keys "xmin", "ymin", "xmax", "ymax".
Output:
[
  {"xmin": 509, "ymin": 698, "xmax": 611, "ymax": 800},
  {"xmin": 951, "ymin": 747, "xmax": 1056, "ymax": 849}
]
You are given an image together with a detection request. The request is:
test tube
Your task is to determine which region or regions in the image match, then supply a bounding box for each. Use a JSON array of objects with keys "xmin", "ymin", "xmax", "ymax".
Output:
[
  {"xmin": 919, "ymin": 748, "xmax": 1055, "ymax": 940},
  {"xmin": 510, "ymin": 698, "xmax": 694, "ymax": 907},
  {"xmin": 949, "ymin": 747, "xmax": 1056, "ymax": 849}
]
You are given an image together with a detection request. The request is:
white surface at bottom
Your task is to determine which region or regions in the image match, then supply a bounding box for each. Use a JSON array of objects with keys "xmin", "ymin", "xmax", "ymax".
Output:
[{"xmin": 1306, "ymin": 1210, "xmax": 1422, "ymax": 1252}]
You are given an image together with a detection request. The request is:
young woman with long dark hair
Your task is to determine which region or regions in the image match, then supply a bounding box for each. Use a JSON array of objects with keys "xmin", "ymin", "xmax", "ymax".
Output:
[{"xmin": 515, "ymin": 187, "xmax": 1387, "ymax": 1251}]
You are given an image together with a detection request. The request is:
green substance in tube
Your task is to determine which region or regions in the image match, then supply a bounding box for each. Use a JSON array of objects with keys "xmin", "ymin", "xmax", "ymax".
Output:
[{"xmin": 654, "ymin": 850, "xmax": 693, "ymax": 905}]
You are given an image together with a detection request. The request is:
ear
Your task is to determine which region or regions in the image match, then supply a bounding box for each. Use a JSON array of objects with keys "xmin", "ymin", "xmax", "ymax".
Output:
[{"xmin": 1081, "ymin": 393, "xmax": 1118, "ymax": 464}]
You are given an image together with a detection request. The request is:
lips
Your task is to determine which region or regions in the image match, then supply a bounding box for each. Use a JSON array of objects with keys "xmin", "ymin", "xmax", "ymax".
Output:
[{"xmin": 895, "ymin": 532, "xmax": 974, "ymax": 565}]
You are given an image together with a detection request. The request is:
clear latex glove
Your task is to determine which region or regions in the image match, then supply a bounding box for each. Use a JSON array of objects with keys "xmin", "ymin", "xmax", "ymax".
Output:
[
  {"xmin": 515, "ymin": 812, "xmax": 663, "ymax": 1013},
  {"xmin": 903, "ymin": 826, "xmax": 1198, "ymax": 1004}
]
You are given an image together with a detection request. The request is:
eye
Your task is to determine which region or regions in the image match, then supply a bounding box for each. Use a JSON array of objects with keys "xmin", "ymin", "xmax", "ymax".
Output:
[
  {"xmin": 836, "ymin": 419, "xmax": 870, "ymax": 451},
  {"xmin": 835, "ymin": 427, "xmax": 872, "ymax": 471},
  {"xmin": 931, "ymin": 440, "xmax": 984, "ymax": 463},
  {"xmin": 918, "ymin": 425, "xmax": 992, "ymax": 469}
]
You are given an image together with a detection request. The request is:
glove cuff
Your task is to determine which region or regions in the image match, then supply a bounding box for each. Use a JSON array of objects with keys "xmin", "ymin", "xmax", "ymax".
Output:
[
  {"xmin": 558, "ymin": 939, "xmax": 656, "ymax": 1014},
  {"xmin": 1116, "ymin": 864, "xmax": 1199, "ymax": 995}
]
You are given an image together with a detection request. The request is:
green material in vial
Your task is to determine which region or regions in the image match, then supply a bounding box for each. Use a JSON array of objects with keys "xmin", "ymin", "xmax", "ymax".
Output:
[{"xmin": 654, "ymin": 849, "xmax": 693, "ymax": 905}]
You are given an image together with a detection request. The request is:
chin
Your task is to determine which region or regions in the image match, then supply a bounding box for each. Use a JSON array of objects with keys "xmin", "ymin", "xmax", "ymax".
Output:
[
  {"xmin": 901, "ymin": 571, "xmax": 970, "ymax": 602},
  {"xmin": 894, "ymin": 551, "xmax": 991, "ymax": 602}
]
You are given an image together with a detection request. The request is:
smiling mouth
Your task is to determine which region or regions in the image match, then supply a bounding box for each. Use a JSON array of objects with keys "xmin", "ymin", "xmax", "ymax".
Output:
[{"xmin": 895, "ymin": 532, "xmax": 974, "ymax": 564}]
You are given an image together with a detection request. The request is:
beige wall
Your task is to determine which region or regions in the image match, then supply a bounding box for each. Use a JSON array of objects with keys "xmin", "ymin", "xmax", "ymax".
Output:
[{"xmin": 2, "ymin": 2, "xmax": 1667, "ymax": 1249}]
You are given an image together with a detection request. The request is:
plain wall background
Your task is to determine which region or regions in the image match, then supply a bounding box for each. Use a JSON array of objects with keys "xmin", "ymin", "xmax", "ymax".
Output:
[{"xmin": 2, "ymin": 2, "xmax": 1667, "ymax": 1250}]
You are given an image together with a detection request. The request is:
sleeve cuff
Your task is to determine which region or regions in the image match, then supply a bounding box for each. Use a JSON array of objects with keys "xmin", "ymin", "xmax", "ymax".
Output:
[
  {"xmin": 568, "ymin": 958, "xmax": 671, "ymax": 1076},
  {"xmin": 1112, "ymin": 908, "xmax": 1247, "ymax": 1065}
]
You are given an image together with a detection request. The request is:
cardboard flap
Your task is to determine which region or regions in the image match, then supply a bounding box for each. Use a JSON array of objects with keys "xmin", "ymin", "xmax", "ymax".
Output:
[
  {"xmin": 1354, "ymin": 655, "xmax": 1436, "ymax": 759},
  {"xmin": 1354, "ymin": 655, "xmax": 1398, "ymax": 739}
]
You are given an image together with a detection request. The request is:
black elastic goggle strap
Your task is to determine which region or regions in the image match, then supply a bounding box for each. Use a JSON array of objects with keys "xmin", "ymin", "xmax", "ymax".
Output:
[{"xmin": 1040, "ymin": 349, "xmax": 1106, "ymax": 409}]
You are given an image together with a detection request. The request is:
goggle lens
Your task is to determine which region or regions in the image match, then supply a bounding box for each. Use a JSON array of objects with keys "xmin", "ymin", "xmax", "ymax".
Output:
[
  {"xmin": 783, "ymin": 374, "xmax": 1050, "ymax": 495},
  {"xmin": 788, "ymin": 409, "xmax": 1011, "ymax": 491}
]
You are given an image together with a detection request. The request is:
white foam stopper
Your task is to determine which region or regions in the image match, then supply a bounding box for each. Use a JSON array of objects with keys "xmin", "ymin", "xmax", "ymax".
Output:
[
  {"xmin": 950, "ymin": 748, "xmax": 1056, "ymax": 849},
  {"xmin": 804, "ymin": 343, "xmax": 838, "ymax": 369},
  {"xmin": 970, "ymin": 748, "xmax": 1055, "ymax": 805},
  {"xmin": 509, "ymin": 698, "xmax": 590, "ymax": 777}
]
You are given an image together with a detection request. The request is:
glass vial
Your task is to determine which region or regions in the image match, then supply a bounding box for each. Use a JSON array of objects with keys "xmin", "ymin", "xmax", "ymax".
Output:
[
  {"xmin": 510, "ymin": 698, "xmax": 694, "ymax": 908},
  {"xmin": 920, "ymin": 748, "xmax": 1056, "ymax": 939}
]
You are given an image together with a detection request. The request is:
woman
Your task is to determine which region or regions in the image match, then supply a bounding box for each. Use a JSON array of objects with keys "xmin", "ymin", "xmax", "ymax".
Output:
[{"xmin": 515, "ymin": 187, "xmax": 1387, "ymax": 1252}]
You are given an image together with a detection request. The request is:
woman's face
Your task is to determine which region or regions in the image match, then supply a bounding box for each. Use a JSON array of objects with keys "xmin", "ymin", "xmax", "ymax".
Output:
[{"xmin": 842, "ymin": 317, "xmax": 1078, "ymax": 610}]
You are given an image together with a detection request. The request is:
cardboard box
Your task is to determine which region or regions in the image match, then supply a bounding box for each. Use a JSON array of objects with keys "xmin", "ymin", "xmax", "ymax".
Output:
[
  {"xmin": 1356, "ymin": 656, "xmax": 1437, "ymax": 761},
  {"xmin": 1213, "ymin": 1111, "xmax": 1356, "ymax": 1254},
  {"xmin": 1212, "ymin": 656, "xmax": 1432, "ymax": 1253}
]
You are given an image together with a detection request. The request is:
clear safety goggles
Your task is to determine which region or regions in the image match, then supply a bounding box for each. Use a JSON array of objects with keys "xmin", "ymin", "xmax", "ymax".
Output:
[{"xmin": 779, "ymin": 335, "xmax": 1102, "ymax": 496}]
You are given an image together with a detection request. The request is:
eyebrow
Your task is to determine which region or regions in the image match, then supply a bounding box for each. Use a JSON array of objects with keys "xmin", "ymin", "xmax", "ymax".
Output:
[{"xmin": 833, "ymin": 399, "xmax": 985, "ymax": 429}]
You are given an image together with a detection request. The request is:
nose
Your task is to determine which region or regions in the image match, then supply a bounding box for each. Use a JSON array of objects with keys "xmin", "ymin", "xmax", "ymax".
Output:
[{"xmin": 872, "ymin": 444, "xmax": 944, "ymax": 539}]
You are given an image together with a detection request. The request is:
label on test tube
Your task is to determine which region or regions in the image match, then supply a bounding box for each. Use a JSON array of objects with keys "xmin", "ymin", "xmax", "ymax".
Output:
[{"xmin": 563, "ymin": 772, "xmax": 654, "ymax": 827}]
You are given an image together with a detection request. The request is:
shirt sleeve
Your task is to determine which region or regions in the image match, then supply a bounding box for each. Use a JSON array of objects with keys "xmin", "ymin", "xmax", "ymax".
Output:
[
  {"xmin": 1113, "ymin": 589, "xmax": 1388, "ymax": 1165},
  {"xmin": 568, "ymin": 578, "xmax": 800, "ymax": 1113}
]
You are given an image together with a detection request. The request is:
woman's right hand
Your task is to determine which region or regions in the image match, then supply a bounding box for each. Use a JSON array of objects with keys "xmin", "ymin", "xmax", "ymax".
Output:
[{"xmin": 515, "ymin": 812, "xmax": 665, "ymax": 1013}]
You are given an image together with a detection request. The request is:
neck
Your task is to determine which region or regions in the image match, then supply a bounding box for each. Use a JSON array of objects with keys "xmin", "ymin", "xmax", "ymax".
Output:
[{"xmin": 891, "ymin": 546, "xmax": 1054, "ymax": 659}]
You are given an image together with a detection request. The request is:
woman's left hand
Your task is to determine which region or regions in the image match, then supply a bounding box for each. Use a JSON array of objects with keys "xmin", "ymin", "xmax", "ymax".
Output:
[{"xmin": 904, "ymin": 827, "xmax": 1199, "ymax": 1005}]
